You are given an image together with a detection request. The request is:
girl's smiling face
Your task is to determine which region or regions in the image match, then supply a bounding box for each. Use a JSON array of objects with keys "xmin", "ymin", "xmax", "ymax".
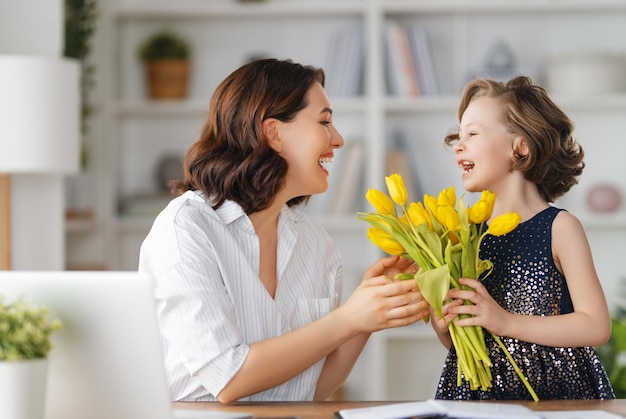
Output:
[
  {"xmin": 454, "ymin": 95, "xmax": 519, "ymax": 193},
  {"xmin": 271, "ymin": 82, "xmax": 344, "ymax": 199}
]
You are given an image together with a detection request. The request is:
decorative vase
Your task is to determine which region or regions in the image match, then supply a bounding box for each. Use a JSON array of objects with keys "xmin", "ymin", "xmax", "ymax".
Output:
[
  {"xmin": 144, "ymin": 59, "xmax": 189, "ymax": 99},
  {"xmin": 0, "ymin": 359, "xmax": 48, "ymax": 419},
  {"xmin": 587, "ymin": 184, "xmax": 622, "ymax": 213}
]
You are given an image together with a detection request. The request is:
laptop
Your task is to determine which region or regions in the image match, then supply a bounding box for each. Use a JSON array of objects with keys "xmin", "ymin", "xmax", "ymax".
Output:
[{"xmin": 0, "ymin": 270, "xmax": 251, "ymax": 419}]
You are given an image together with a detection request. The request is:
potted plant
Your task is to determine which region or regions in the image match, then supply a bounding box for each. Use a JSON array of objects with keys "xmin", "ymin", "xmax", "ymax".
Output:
[
  {"xmin": 138, "ymin": 29, "xmax": 192, "ymax": 99},
  {"xmin": 0, "ymin": 297, "xmax": 62, "ymax": 419}
]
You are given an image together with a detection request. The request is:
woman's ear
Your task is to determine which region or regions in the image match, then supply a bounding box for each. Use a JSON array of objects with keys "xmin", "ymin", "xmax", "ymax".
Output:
[{"xmin": 263, "ymin": 118, "xmax": 283, "ymax": 152}]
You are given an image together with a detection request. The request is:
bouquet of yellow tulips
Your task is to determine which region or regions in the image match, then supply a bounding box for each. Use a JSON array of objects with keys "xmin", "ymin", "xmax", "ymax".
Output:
[{"xmin": 357, "ymin": 173, "xmax": 538, "ymax": 401}]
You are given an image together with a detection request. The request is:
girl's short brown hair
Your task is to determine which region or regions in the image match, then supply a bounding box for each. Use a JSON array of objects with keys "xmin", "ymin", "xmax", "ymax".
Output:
[{"xmin": 444, "ymin": 76, "xmax": 584, "ymax": 202}]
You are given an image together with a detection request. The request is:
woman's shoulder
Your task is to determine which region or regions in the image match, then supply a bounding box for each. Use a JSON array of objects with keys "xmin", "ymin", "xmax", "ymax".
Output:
[{"xmin": 151, "ymin": 190, "xmax": 222, "ymax": 229}]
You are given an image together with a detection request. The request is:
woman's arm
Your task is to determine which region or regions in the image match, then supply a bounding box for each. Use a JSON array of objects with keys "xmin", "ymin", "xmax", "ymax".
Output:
[
  {"xmin": 443, "ymin": 212, "xmax": 611, "ymax": 348},
  {"xmin": 312, "ymin": 257, "xmax": 429, "ymax": 400},
  {"xmin": 218, "ymin": 256, "xmax": 430, "ymax": 403}
]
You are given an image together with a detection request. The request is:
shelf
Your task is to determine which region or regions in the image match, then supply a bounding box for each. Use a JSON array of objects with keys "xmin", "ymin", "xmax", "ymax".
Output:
[
  {"xmin": 381, "ymin": 0, "xmax": 626, "ymax": 14},
  {"xmin": 116, "ymin": 100, "xmax": 210, "ymax": 117},
  {"xmin": 115, "ymin": 1, "xmax": 367, "ymax": 20},
  {"xmin": 383, "ymin": 94, "xmax": 626, "ymax": 114},
  {"xmin": 115, "ymin": 216, "xmax": 156, "ymax": 233},
  {"xmin": 578, "ymin": 212, "xmax": 626, "ymax": 229},
  {"xmin": 116, "ymin": 97, "xmax": 367, "ymax": 118},
  {"xmin": 65, "ymin": 218, "xmax": 98, "ymax": 233}
]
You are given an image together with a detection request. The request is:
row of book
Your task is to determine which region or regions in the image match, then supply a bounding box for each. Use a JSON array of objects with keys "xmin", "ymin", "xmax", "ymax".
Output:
[
  {"xmin": 385, "ymin": 23, "xmax": 439, "ymax": 97},
  {"xmin": 324, "ymin": 26, "xmax": 365, "ymax": 97},
  {"xmin": 324, "ymin": 24, "xmax": 438, "ymax": 98}
]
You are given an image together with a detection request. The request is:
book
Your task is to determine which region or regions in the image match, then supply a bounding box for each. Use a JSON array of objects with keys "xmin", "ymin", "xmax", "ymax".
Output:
[
  {"xmin": 385, "ymin": 23, "xmax": 411, "ymax": 96},
  {"xmin": 408, "ymin": 26, "xmax": 438, "ymax": 96},
  {"xmin": 325, "ymin": 26, "xmax": 365, "ymax": 97},
  {"xmin": 335, "ymin": 400, "xmax": 542, "ymax": 419}
]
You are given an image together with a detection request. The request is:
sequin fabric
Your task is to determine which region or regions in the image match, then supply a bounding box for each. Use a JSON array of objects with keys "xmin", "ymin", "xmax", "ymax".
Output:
[{"xmin": 435, "ymin": 206, "xmax": 615, "ymax": 400}]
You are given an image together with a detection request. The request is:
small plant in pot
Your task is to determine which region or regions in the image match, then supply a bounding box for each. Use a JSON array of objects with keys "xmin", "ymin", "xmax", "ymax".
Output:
[
  {"xmin": 0, "ymin": 297, "xmax": 62, "ymax": 419},
  {"xmin": 138, "ymin": 29, "xmax": 192, "ymax": 100}
]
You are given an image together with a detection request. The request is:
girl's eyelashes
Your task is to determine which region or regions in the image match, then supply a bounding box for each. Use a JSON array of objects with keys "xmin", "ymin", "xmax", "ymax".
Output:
[{"xmin": 321, "ymin": 120, "xmax": 331, "ymax": 127}]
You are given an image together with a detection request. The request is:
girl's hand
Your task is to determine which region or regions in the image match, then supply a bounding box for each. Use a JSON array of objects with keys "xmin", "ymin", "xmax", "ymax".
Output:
[{"xmin": 443, "ymin": 277, "xmax": 511, "ymax": 335}]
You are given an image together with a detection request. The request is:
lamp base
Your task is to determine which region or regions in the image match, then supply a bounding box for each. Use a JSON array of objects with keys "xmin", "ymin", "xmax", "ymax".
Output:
[{"xmin": 1, "ymin": 174, "xmax": 11, "ymax": 270}]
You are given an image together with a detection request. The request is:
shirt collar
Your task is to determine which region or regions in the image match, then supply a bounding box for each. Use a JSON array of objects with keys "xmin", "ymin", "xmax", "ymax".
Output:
[{"xmin": 214, "ymin": 198, "xmax": 298, "ymax": 230}]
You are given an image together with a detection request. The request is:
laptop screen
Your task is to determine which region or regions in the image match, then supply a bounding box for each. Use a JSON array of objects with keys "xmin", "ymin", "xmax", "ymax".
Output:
[{"xmin": 0, "ymin": 271, "xmax": 174, "ymax": 419}]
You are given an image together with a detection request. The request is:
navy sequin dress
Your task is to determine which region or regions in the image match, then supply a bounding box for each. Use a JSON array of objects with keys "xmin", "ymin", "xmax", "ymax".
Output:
[{"xmin": 435, "ymin": 206, "xmax": 615, "ymax": 400}]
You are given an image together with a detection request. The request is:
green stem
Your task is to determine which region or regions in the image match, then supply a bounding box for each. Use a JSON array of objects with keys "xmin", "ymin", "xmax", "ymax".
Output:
[
  {"xmin": 449, "ymin": 324, "xmax": 472, "ymax": 385},
  {"xmin": 491, "ymin": 333, "xmax": 540, "ymax": 402}
]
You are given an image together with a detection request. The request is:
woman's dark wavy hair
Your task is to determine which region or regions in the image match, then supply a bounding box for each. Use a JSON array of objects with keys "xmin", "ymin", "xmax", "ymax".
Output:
[
  {"xmin": 444, "ymin": 76, "xmax": 584, "ymax": 203},
  {"xmin": 171, "ymin": 58, "xmax": 325, "ymax": 213}
]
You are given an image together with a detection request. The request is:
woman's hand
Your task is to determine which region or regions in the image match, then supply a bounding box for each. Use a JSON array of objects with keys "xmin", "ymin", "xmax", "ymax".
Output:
[{"xmin": 337, "ymin": 256, "xmax": 429, "ymax": 334}]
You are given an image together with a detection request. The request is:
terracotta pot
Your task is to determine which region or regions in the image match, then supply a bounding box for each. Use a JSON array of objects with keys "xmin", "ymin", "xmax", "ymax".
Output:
[{"xmin": 144, "ymin": 59, "xmax": 189, "ymax": 99}]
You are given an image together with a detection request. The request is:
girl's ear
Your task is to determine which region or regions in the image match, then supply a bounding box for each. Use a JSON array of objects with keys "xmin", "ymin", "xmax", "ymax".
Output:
[
  {"xmin": 263, "ymin": 118, "xmax": 283, "ymax": 152},
  {"xmin": 513, "ymin": 136, "xmax": 529, "ymax": 158}
]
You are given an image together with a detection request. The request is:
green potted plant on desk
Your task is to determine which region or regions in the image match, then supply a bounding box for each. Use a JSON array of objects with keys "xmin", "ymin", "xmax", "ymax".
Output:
[
  {"xmin": 0, "ymin": 297, "xmax": 62, "ymax": 419},
  {"xmin": 138, "ymin": 29, "xmax": 192, "ymax": 99}
]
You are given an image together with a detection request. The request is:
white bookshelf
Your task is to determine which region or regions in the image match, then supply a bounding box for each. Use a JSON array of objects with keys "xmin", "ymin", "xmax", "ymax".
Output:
[{"xmin": 66, "ymin": 0, "xmax": 626, "ymax": 400}]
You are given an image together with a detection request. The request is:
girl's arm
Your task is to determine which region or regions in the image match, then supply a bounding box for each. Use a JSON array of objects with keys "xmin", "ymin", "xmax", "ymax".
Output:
[
  {"xmin": 443, "ymin": 211, "xmax": 611, "ymax": 348},
  {"xmin": 430, "ymin": 300, "xmax": 463, "ymax": 349},
  {"xmin": 218, "ymin": 256, "xmax": 430, "ymax": 404}
]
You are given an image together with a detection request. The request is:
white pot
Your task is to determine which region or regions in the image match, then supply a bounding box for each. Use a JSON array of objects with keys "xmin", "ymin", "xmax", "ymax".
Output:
[
  {"xmin": 545, "ymin": 52, "xmax": 625, "ymax": 96},
  {"xmin": 0, "ymin": 359, "xmax": 48, "ymax": 419}
]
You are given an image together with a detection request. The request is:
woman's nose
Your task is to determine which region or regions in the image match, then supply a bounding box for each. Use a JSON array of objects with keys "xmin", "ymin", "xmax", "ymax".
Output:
[{"xmin": 331, "ymin": 125, "xmax": 344, "ymax": 149}]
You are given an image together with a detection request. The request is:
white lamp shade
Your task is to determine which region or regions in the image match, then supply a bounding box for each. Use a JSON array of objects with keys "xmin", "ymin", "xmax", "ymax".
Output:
[{"xmin": 0, "ymin": 55, "xmax": 80, "ymax": 174}]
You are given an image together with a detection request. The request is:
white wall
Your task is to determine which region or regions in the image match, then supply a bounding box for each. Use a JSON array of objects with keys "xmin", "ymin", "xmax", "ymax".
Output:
[{"xmin": 0, "ymin": 0, "xmax": 70, "ymax": 270}]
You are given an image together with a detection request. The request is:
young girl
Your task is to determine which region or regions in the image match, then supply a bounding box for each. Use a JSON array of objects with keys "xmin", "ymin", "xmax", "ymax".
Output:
[
  {"xmin": 138, "ymin": 58, "xmax": 429, "ymax": 403},
  {"xmin": 431, "ymin": 76, "xmax": 615, "ymax": 400}
]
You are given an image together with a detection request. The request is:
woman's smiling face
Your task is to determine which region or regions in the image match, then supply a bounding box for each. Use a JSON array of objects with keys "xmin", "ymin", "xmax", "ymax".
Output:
[{"xmin": 274, "ymin": 82, "xmax": 344, "ymax": 199}]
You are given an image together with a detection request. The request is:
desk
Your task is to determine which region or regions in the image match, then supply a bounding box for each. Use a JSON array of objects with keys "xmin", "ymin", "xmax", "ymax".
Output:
[{"xmin": 173, "ymin": 400, "xmax": 626, "ymax": 418}]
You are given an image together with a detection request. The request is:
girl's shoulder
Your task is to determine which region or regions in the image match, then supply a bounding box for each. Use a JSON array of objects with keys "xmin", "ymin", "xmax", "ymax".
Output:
[{"xmin": 551, "ymin": 206, "xmax": 585, "ymax": 235}]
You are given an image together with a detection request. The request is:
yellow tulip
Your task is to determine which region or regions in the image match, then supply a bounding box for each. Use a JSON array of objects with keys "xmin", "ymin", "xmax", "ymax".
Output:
[
  {"xmin": 357, "ymin": 183, "xmax": 536, "ymax": 401},
  {"xmin": 365, "ymin": 188, "xmax": 394, "ymax": 214},
  {"xmin": 407, "ymin": 202, "xmax": 432, "ymax": 230},
  {"xmin": 385, "ymin": 173, "xmax": 408, "ymax": 206},
  {"xmin": 467, "ymin": 191, "xmax": 495, "ymax": 224},
  {"xmin": 367, "ymin": 228, "xmax": 405, "ymax": 255},
  {"xmin": 487, "ymin": 212, "xmax": 521, "ymax": 236},
  {"xmin": 423, "ymin": 194, "xmax": 438, "ymax": 218},
  {"xmin": 482, "ymin": 190, "xmax": 496, "ymax": 210},
  {"xmin": 438, "ymin": 186, "xmax": 456, "ymax": 207},
  {"xmin": 438, "ymin": 204, "xmax": 460, "ymax": 231}
]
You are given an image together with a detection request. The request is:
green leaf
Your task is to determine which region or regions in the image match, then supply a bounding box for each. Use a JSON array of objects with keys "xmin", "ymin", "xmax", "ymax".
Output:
[{"xmin": 415, "ymin": 265, "xmax": 451, "ymax": 318}]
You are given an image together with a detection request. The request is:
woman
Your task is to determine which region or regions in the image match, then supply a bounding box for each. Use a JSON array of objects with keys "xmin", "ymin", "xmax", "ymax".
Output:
[{"xmin": 139, "ymin": 58, "xmax": 429, "ymax": 403}]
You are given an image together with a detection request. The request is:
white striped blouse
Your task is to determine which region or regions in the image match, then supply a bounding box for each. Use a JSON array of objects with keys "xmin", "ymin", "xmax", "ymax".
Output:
[{"xmin": 138, "ymin": 190, "xmax": 343, "ymax": 401}]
